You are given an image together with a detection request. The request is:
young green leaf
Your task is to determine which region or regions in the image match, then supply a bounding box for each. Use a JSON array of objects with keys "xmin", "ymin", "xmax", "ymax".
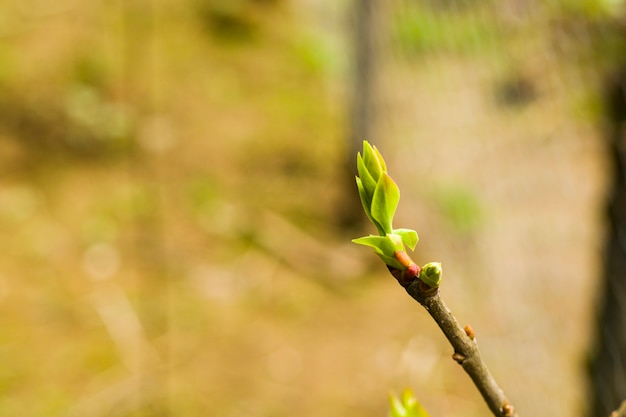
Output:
[
  {"xmin": 357, "ymin": 152, "xmax": 377, "ymax": 198},
  {"xmin": 371, "ymin": 144, "xmax": 387, "ymax": 173},
  {"xmin": 370, "ymin": 173, "xmax": 400, "ymax": 235},
  {"xmin": 356, "ymin": 177, "xmax": 375, "ymax": 227},
  {"xmin": 362, "ymin": 141, "xmax": 384, "ymax": 180},
  {"xmin": 351, "ymin": 235, "xmax": 402, "ymax": 256},
  {"xmin": 352, "ymin": 234, "xmax": 406, "ymax": 269},
  {"xmin": 393, "ymin": 228, "xmax": 419, "ymax": 251}
]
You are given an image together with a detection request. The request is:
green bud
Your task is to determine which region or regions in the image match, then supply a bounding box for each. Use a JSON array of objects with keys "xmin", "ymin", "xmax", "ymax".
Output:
[
  {"xmin": 355, "ymin": 141, "xmax": 400, "ymax": 235},
  {"xmin": 419, "ymin": 262, "xmax": 442, "ymax": 288},
  {"xmin": 352, "ymin": 141, "xmax": 421, "ymax": 276},
  {"xmin": 353, "ymin": 141, "xmax": 419, "ymax": 271},
  {"xmin": 388, "ymin": 389, "xmax": 430, "ymax": 417}
]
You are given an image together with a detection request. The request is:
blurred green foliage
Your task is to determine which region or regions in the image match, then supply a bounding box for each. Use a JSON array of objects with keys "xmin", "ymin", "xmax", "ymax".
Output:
[
  {"xmin": 430, "ymin": 184, "xmax": 483, "ymax": 235},
  {"xmin": 392, "ymin": 3, "xmax": 501, "ymax": 56},
  {"xmin": 0, "ymin": 0, "xmax": 344, "ymax": 415},
  {"xmin": 187, "ymin": 177, "xmax": 220, "ymax": 216}
]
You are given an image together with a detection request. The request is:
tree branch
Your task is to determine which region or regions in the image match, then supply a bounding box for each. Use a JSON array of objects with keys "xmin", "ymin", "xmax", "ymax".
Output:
[
  {"xmin": 403, "ymin": 279, "xmax": 518, "ymax": 417},
  {"xmin": 352, "ymin": 141, "xmax": 517, "ymax": 415}
]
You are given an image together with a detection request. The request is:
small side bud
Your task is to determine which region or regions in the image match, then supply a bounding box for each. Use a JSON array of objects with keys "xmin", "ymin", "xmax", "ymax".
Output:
[
  {"xmin": 502, "ymin": 403, "xmax": 515, "ymax": 416},
  {"xmin": 419, "ymin": 262, "xmax": 442, "ymax": 288},
  {"xmin": 464, "ymin": 324, "xmax": 475, "ymax": 340},
  {"xmin": 452, "ymin": 352, "xmax": 466, "ymax": 364}
]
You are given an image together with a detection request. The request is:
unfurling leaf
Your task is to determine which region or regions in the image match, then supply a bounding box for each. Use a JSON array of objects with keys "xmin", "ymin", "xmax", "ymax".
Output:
[
  {"xmin": 357, "ymin": 153, "xmax": 377, "ymax": 203},
  {"xmin": 393, "ymin": 228, "xmax": 419, "ymax": 251},
  {"xmin": 370, "ymin": 172, "xmax": 400, "ymax": 235},
  {"xmin": 352, "ymin": 234, "xmax": 406, "ymax": 270},
  {"xmin": 353, "ymin": 141, "xmax": 436, "ymax": 283},
  {"xmin": 356, "ymin": 176, "xmax": 379, "ymax": 231},
  {"xmin": 362, "ymin": 140, "xmax": 385, "ymax": 180}
]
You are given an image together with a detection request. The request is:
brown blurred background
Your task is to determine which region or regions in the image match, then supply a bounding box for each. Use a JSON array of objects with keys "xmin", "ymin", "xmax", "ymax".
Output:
[{"xmin": 0, "ymin": 0, "xmax": 625, "ymax": 416}]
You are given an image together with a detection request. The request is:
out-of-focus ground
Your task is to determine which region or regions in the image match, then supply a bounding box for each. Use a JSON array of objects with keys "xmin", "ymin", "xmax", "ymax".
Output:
[{"xmin": 0, "ymin": 0, "xmax": 621, "ymax": 416}]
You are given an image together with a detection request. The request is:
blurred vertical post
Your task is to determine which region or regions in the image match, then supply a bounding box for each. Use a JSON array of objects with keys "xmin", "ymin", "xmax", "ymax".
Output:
[
  {"xmin": 590, "ymin": 65, "xmax": 626, "ymax": 417},
  {"xmin": 340, "ymin": 0, "xmax": 383, "ymax": 230},
  {"xmin": 350, "ymin": 0, "xmax": 378, "ymax": 157}
]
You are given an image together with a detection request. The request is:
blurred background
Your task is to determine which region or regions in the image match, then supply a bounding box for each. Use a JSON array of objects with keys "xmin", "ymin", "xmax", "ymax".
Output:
[{"xmin": 1, "ymin": 0, "xmax": 625, "ymax": 416}]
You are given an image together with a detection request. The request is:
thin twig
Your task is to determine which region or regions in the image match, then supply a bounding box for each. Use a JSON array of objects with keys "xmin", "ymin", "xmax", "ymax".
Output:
[{"xmin": 403, "ymin": 279, "xmax": 519, "ymax": 417}]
